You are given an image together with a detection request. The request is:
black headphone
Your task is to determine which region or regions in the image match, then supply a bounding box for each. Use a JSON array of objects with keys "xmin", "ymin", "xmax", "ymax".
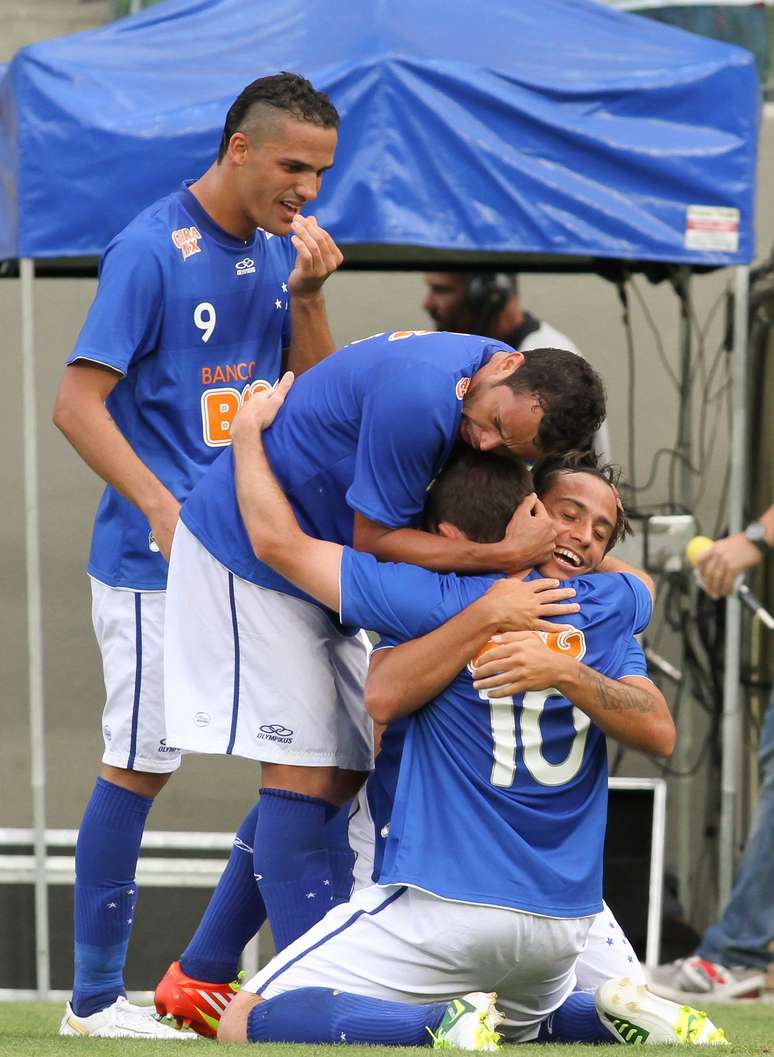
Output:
[{"xmin": 464, "ymin": 272, "xmax": 512, "ymax": 325}]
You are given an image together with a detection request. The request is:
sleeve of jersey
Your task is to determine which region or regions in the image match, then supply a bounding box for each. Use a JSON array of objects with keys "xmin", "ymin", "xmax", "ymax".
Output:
[
  {"xmin": 339, "ymin": 548, "xmax": 447, "ymax": 640},
  {"xmin": 619, "ymin": 637, "xmax": 651, "ymax": 680},
  {"xmin": 619, "ymin": 573, "xmax": 653, "ymax": 634},
  {"xmin": 67, "ymin": 231, "xmax": 164, "ymax": 374},
  {"xmin": 346, "ymin": 365, "xmax": 457, "ymax": 528}
]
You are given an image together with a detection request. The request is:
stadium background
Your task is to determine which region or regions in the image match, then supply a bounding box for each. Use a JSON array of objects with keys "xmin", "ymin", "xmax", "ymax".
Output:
[{"xmin": 1, "ymin": 0, "xmax": 773, "ymax": 988}]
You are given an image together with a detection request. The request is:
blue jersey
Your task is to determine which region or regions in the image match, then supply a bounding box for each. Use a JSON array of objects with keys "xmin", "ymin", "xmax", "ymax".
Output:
[
  {"xmin": 340, "ymin": 556, "xmax": 653, "ymax": 917},
  {"xmin": 69, "ymin": 182, "xmax": 295, "ymax": 590},
  {"xmin": 181, "ymin": 331, "xmax": 512, "ymax": 601}
]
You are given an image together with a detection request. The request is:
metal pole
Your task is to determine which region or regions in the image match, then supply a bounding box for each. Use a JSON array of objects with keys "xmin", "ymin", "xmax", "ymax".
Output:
[
  {"xmin": 718, "ymin": 264, "xmax": 749, "ymax": 908},
  {"xmin": 20, "ymin": 257, "xmax": 50, "ymax": 997},
  {"xmin": 674, "ymin": 266, "xmax": 695, "ymax": 917}
]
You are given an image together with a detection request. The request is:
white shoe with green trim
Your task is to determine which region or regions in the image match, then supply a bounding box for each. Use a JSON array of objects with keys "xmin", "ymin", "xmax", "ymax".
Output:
[
  {"xmin": 430, "ymin": 991, "xmax": 504, "ymax": 1051},
  {"xmin": 595, "ymin": 976, "xmax": 729, "ymax": 1045}
]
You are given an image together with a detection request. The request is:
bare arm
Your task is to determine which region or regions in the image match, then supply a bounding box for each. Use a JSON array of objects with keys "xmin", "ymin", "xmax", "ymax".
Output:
[
  {"xmin": 231, "ymin": 375, "xmax": 343, "ymax": 609},
  {"xmin": 52, "ymin": 362, "xmax": 180, "ymax": 559},
  {"xmin": 353, "ymin": 492, "xmax": 557, "ymax": 575},
  {"xmin": 364, "ymin": 577, "xmax": 580, "ymax": 723},
  {"xmin": 285, "ymin": 215, "xmax": 343, "ymax": 375},
  {"xmin": 471, "ymin": 631, "xmax": 674, "ymax": 757}
]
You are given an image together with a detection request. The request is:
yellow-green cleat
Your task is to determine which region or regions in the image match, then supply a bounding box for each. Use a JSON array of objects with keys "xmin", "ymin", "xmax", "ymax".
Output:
[
  {"xmin": 429, "ymin": 992, "xmax": 504, "ymax": 1051},
  {"xmin": 595, "ymin": 976, "xmax": 729, "ymax": 1045}
]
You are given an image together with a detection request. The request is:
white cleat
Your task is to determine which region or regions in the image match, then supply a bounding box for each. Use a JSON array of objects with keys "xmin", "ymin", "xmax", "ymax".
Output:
[
  {"xmin": 430, "ymin": 991, "xmax": 504, "ymax": 1051},
  {"xmin": 58, "ymin": 995, "xmax": 197, "ymax": 1039},
  {"xmin": 595, "ymin": 976, "xmax": 729, "ymax": 1045}
]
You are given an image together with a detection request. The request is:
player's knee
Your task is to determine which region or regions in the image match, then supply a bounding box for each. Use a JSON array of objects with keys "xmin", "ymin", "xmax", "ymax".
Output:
[
  {"xmin": 218, "ymin": 990, "xmax": 262, "ymax": 1043},
  {"xmin": 100, "ymin": 764, "xmax": 173, "ymax": 799},
  {"xmin": 260, "ymin": 762, "xmax": 339, "ymax": 800}
]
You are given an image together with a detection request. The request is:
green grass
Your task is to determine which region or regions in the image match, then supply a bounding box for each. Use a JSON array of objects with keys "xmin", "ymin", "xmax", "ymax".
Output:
[{"xmin": 1, "ymin": 1000, "xmax": 773, "ymax": 1057}]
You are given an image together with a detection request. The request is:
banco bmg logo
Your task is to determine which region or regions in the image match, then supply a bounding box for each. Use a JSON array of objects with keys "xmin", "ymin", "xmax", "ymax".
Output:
[{"xmin": 257, "ymin": 723, "xmax": 294, "ymax": 745}]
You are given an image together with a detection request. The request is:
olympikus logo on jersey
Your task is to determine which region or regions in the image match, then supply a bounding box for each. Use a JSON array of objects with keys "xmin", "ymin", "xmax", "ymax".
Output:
[
  {"xmin": 235, "ymin": 257, "xmax": 256, "ymax": 276},
  {"xmin": 171, "ymin": 226, "xmax": 202, "ymax": 260},
  {"xmin": 256, "ymin": 723, "xmax": 294, "ymax": 745}
]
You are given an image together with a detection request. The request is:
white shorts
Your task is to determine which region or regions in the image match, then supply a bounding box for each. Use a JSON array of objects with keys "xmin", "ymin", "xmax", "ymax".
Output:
[
  {"xmin": 348, "ymin": 785, "xmax": 376, "ymax": 892},
  {"xmin": 163, "ymin": 522, "xmax": 374, "ymax": 770},
  {"xmin": 90, "ymin": 578, "xmax": 181, "ymax": 774},
  {"xmin": 243, "ymin": 883, "xmax": 592, "ymax": 1042},
  {"xmin": 347, "ymin": 787, "xmax": 644, "ymax": 992}
]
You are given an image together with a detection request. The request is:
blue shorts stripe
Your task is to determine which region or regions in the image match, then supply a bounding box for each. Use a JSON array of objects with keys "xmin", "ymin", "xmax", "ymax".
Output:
[
  {"xmin": 226, "ymin": 573, "xmax": 240, "ymax": 755},
  {"xmin": 126, "ymin": 592, "xmax": 142, "ymax": 770},
  {"xmin": 258, "ymin": 885, "xmax": 408, "ymax": 994}
]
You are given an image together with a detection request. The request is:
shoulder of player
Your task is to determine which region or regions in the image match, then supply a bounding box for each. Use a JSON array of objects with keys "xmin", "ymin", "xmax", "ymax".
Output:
[{"xmin": 567, "ymin": 570, "xmax": 648, "ymax": 608}]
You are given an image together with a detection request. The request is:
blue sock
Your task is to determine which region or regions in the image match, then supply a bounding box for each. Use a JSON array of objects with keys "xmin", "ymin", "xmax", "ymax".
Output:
[
  {"xmin": 180, "ymin": 799, "xmax": 266, "ymax": 983},
  {"xmin": 254, "ymin": 788, "xmax": 334, "ymax": 951},
  {"xmin": 71, "ymin": 777, "xmax": 153, "ymax": 1017},
  {"xmin": 247, "ymin": 987, "xmax": 447, "ymax": 1045},
  {"xmin": 537, "ymin": 991, "xmax": 614, "ymax": 1044},
  {"xmin": 325, "ymin": 801, "xmax": 355, "ymax": 906}
]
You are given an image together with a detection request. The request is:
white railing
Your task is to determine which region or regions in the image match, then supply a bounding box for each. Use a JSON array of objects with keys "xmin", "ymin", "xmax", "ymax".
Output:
[{"xmin": 0, "ymin": 828, "xmax": 260, "ymax": 1000}]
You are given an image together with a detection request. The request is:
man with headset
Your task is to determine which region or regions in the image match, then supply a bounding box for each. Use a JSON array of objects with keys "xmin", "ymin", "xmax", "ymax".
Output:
[{"xmin": 422, "ymin": 272, "xmax": 610, "ymax": 462}]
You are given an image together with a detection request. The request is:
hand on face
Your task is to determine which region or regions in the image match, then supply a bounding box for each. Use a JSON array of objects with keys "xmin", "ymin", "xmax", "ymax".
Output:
[
  {"xmin": 500, "ymin": 493, "xmax": 557, "ymax": 570},
  {"xmin": 287, "ymin": 214, "xmax": 344, "ymax": 298}
]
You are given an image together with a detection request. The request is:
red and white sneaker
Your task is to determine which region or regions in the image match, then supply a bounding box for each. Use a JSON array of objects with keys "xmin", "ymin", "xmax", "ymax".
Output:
[
  {"xmin": 154, "ymin": 960, "xmax": 240, "ymax": 1038},
  {"xmin": 645, "ymin": 956, "xmax": 764, "ymax": 1003}
]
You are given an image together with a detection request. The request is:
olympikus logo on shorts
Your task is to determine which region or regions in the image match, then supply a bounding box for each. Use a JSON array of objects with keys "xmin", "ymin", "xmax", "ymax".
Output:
[
  {"xmin": 171, "ymin": 226, "xmax": 202, "ymax": 260},
  {"xmin": 157, "ymin": 739, "xmax": 179, "ymax": 753},
  {"xmin": 256, "ymin": 723, "xmax": 294, "ymax": 744},
  {"xmin": 235, "ymin": 257, "xmax": 256, "ymax": 276}
]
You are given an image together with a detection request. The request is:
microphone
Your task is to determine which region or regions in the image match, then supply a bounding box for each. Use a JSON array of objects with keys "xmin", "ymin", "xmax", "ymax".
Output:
[{"xmin": 685, "ymin": 536, "xmax": 774, "ymax": 631}]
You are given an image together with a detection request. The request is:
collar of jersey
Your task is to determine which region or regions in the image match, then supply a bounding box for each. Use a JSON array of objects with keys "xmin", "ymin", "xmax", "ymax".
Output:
[{"xmin": 178, "ymin": 180, "xmax": 259, "ymax": 251}]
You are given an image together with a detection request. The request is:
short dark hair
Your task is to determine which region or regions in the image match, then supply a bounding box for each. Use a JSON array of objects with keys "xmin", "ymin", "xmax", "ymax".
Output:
[
  {"xmin": 423, "ymin": 446, "xmax": 533, "ymax": 543},
  {"xmin": 500, "ymin": 347, "xmax": 606, "ymax": 455},
  {"xmin": 217, "ymin": 72, "xmax": 339, "ymax": 162},
  {"xmin": 532, "ymin": 449, "xmax": 630, "ymax": 553}
]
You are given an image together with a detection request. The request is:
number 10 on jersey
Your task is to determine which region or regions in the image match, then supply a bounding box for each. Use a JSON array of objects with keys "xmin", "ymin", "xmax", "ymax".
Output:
[{"xmin": 470, "ymin": 630, "xmax": 590, "ymax": 789}]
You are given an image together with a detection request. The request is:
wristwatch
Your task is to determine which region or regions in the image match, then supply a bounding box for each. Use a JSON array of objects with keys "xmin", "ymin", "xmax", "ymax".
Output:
[{"xmin": 744, "ymin": 520, "xmax": 770, "ymax": 554}]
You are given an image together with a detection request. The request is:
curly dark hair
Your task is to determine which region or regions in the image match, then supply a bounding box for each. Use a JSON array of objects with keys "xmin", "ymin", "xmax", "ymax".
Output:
[
  {"xmin": 531, "ymin": 449, "xmax": 630, "ymax": 553},
  {"xmin": 217, "ymin": 72, "xmax": 339, "ymax": 162},
  {"xmin": 500, "ymin": 347, "xmax": 606, "ymax": 455},
  {"xmin": 423, "ymin": 445, "xmax": 533, "ymax": 543}
]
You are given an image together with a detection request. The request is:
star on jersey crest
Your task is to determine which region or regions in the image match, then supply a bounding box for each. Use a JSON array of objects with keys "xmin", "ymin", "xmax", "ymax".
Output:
[
  {"xmin": 274, "ymin": 298, "xmax": 282, "ymax": 309},
  {"xmin": 306, "ymin": 891, "xmax": 316, "ymax": 899},
  {"xmin": 281, "ymin": 282, "xmax": 288, "ymax": 293}
]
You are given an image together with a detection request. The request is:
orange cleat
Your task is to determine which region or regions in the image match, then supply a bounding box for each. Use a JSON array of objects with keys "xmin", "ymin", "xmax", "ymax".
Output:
[{"xmin": 154, "ymin": 960, "xmax": 240, "ymax": 1038}]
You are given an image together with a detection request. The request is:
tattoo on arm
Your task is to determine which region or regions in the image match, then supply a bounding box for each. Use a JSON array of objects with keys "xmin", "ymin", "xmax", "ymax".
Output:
[{"xmin": 581, "ymin": 668, "xmax": 654, "ymax": 715}]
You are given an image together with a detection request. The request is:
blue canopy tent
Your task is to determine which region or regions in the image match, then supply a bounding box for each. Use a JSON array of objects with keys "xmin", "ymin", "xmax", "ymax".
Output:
[
  {"xmin": 0, "ymin": 0, "xmax": 760, "ymax": 265},
  {"xmin": 0, "ymin": 0, "xmax": 760, "ymax": 998}
]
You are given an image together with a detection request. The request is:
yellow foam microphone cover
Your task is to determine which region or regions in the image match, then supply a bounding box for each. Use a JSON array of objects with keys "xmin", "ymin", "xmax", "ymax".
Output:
[{"xmin": 685, "ymin": 535, "xmax": 714, "ymax": 567}]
